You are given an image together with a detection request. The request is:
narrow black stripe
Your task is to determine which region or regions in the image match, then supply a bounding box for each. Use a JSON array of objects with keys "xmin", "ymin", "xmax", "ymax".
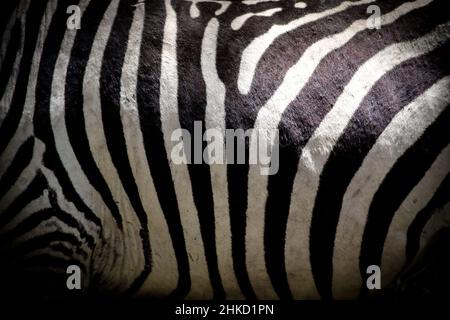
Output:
[
  {"xmin": 264, "ymin": 145, "xmax": 298, "ymax": 299},
  {"xmin": 137, "ymin": 0, "xmax": 190, "ymax": 298},
  {"xmin": 0, "ymin": 173, "xmax": 47, "ymax": 228},
  {"xmin": 0, "ymin": 205, "xmax": 95, "ymax": 251},
  {"xmin": 64, "ymin": 0, "xmax": 123, "ymax": 229},
  {"xmin": 359, "ymin": 106, "xmax": 450, "ymax": 294},
  {"xmin": 34, "ymin": 0, "xmax": 102, "ymax": 228},
  {"xmin": 406, "ymin": 173, "xmax": 450, "ymax": 263},
  {"xmin": 0, "ymin": 137, "xmax": 34, "ymax": 201},
  {"xmin": 227, "ymin": 163, "xmax": 256, "ymax": 299},
  {"xmin": 3, "ymin": 231, "xmax": 86, "ymax": 262},
  {"xmin": 309, "ymin": 42, "xmax": 450, "ymax": 300},
  {"xmin": 100, "ymin": 0, "xmax": 151, "ymax": 294},
  {"xmin": 0, "ymin": 19, "xmax": 21, "ymax": 98},
  {"xmin": 175, "ymin": 0, "xmax": 224, "ymax": 299},
  {"xmin": 0, "ymin": 0, "xmax": 47, "ymax": 155}
]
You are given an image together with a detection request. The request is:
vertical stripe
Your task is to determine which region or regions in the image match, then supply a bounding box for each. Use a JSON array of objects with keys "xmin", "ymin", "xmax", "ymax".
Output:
[
  {"xmin": 120, "ymin": 3, "xmax": 178, "ymax": 297},
  {"xmin": 160, "ymin": 0, "xmax": 213, "ymax": 299},
  {"xmin": 202, "ymin": 17, "xmax": 243, "ymax": 299}
]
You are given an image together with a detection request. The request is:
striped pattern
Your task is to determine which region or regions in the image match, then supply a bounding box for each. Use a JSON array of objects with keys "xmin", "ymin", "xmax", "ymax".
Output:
[{"xmin": 0, "ymin": 0, "xmax": 449, "ymax": 299}]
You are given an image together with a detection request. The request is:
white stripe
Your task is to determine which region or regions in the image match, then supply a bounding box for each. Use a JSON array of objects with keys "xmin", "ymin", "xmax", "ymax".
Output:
[
  {"xmin": 381, "ymin": 143, "xmax": 450, "ymax": 287},
  {"xmin": 243, "ymin": 0, "xmax": 280, "ymax": 5},
  {"xmin": 48, "ymin": 0, "xmax": 141, "ymax": 291},
  {"xmin": 1, "ymin": 192, "xmax": 50, "ymax": 235},
  {"xmin": 161, "ymin": 0, "xmax": 213, "ymax": 299},
  {"xmin": 285, "ymin": 20, "xmax": 450, "ymax": 299},
  {"xmin": 294, "ymin": 2, "xmax": 307, "ymax": 9},
  {"xmin": 231, "ymin": 8, "xmax": 282, "ymax": 31},
  {"xmin": 187, "ymin": 0, "xmax": 231, "ymax": 19},
  {"xmin": 0, "ymin": 2, "xmax": 21, "ymax": 69},
  {"xmin": 202, "ymin": 18, "xmax": 243, "ymax": 299},
  {"xmin": 119, "ymin": 4, "xmax": 178, "ymax": 297},
  {"xmin": 0, "ymin": 140, "xmax": 45, "ymax": 215},
  {"xmin": 333, "ymin": 76, "xmax": 450, "ymax": 298},
  {"xmin": 82, "ymin": 0, "xmax": 153, "ymax": 291},
  {"xmin": 238, "ymin": 0, "xmax": 376, "ymax": 95},
  {"xmin": 0, "ymin": 0, "xmax": 55, "ymax": 178},
  {"xmin": 420, "ymin": 201, "xmax": 450, "ymax": 247},
  {"xmin": 246, "ymin": 0, "xmax": 437, "ymax": 300}
]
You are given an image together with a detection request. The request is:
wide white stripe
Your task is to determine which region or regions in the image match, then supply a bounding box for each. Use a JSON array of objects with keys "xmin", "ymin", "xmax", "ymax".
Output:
[
  {"xmin": 285, "ymin": 20, "xmax": 450, "ymax": 299},
  {"xmin": 161, "ymin": 0, "xmax": 213, "ymax": 299},
  {"xmin": 238, "ymin": 0, "xmax": 376, "ymax": 95},
  {"xmin": 119, "ymin": 4, "xmax": 178, "ymax": 297},
  {"xmin": 333, "ymin": 76, "xmax": 450, "ymax": 298},
  {"xmin": 381, "ymin": 143, "xmax": 450, "ymax": 287},
  {"xmin": 231, "ymin": 8, "xmax": 282, "ymax": 31},
  {"xmin": 202, "ymin": 18, "xmax": 243, "ymax": 299}
]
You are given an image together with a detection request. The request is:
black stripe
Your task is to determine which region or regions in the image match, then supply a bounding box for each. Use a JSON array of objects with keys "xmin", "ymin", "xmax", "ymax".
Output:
[
  {"xmin": 406, "ymin": 173, "xmax": 450, "ymax": 263},
  {"xmin": 0, "ymin": 137, "xmax": 34, "ymax": 201},
  {"xmin": 100, "ymin": 0, "xmax": 152, "ymax": 294},
  {"xmin": 0, "ymin": 173, "xmax": 47, "ymax": 229},
  {"xmin": 0, "ymin": 205, "xmax": 96, "ymax": 251},
  {"xmin": 0, "ymin": 1, "xmax": 17, "ymax": 41},
  {"xmin": 34, "ymin": 0, "xmax": 102, "ymax": 228},
  {"xmin": 0, "ymin": 0, "xmax": 47, "ymax": 155},
  {"xmin": 309, "ymin": 40, "xmax": 450, "ymax": 300},
  {"xmin": 137, "ymin": 0, "xmax": 190, "ymax": 298},
  {"xmin": 175, "ymin": 0, "xmax": 224, "ymax": 299},
  {"xmin": 359, "ymin": 105, "xmax": 450, "ymax": 295},
  {"xmin": 2, "ymin": 231, "xmax": 86, "ymax": 262},
  {"xmin": 64, "ymin": 0, "xmax": 123, "ymax": 229},
  {"xmin": 227, "ymin": 163, "xmax": 256, "ymax": 299},
  {"xmin": 0, "ymin": 19, "xmax": 21, "ymax": 99},
  {"xmin": 263, "ymin": 0, "xmax": 450, "ymax": 300}
]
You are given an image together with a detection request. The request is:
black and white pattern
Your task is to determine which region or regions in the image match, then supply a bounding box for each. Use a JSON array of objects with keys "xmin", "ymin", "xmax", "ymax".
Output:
[{"xmin": 0, "ymin": 0, "xmax": 449, "ymax": 299}]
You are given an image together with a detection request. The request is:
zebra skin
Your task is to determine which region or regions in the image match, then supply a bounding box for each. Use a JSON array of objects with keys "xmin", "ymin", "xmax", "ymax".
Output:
[{"xmin": 0, "ymin": 0, "xmax": 449, "ymax": 300}]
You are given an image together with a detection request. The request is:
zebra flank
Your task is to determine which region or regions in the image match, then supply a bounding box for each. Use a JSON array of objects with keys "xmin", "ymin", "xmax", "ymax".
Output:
[{"xmin": 0, "ymin": 0, "xmax": 449, "ymax": 300}]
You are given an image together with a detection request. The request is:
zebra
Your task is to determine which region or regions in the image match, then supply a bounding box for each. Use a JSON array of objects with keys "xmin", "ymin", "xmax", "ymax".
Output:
[{"xmin": 0, "ymin": 0, "xmax": 449, "ymax": 300}]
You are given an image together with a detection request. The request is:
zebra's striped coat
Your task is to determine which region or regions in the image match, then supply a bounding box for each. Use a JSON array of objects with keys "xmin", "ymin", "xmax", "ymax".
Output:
[{"xmin": 0, "ymin": 0, "xmax": 449, "ymax": 299}]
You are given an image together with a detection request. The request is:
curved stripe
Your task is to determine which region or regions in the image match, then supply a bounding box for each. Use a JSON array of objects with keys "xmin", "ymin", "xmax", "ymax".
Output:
[
  {"xmin": 333, "ymin": 76, "xmax": 450, "ymax": 298},
  {"xmin": 286, "ymin": 21, "xmax": 450, "ymax": 299},
  {"xmin": 0, "ymin": 193, "xmax": 50, "ymax": 235},
  {"xmin": 419, "ymin": 201, "xmax": 450, "ymax": 247},
  {"xmin": 231, "ymin": 8, "xmax": 282, "ymax": 31},
  {"xmin": 161, "ymin": 0, "xmax": 212, "ymax": 299},
  {"xmin": 406, "ymin": 174, "xmax": 450, "ymax": 261},
  {"xmin": 0, "ymin": 139, "xmax": 45, "ymax": 216},
  {"xmin": 0, "ymin": 0, "xmax": 48, "ymax": 156},
  {"xmin": 238, "ymin": 0, "xmax": 376, "ymax": 95},
  {"xmin": 381, "ymin": 143, "xmax": 450, "ymax": 286}
]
